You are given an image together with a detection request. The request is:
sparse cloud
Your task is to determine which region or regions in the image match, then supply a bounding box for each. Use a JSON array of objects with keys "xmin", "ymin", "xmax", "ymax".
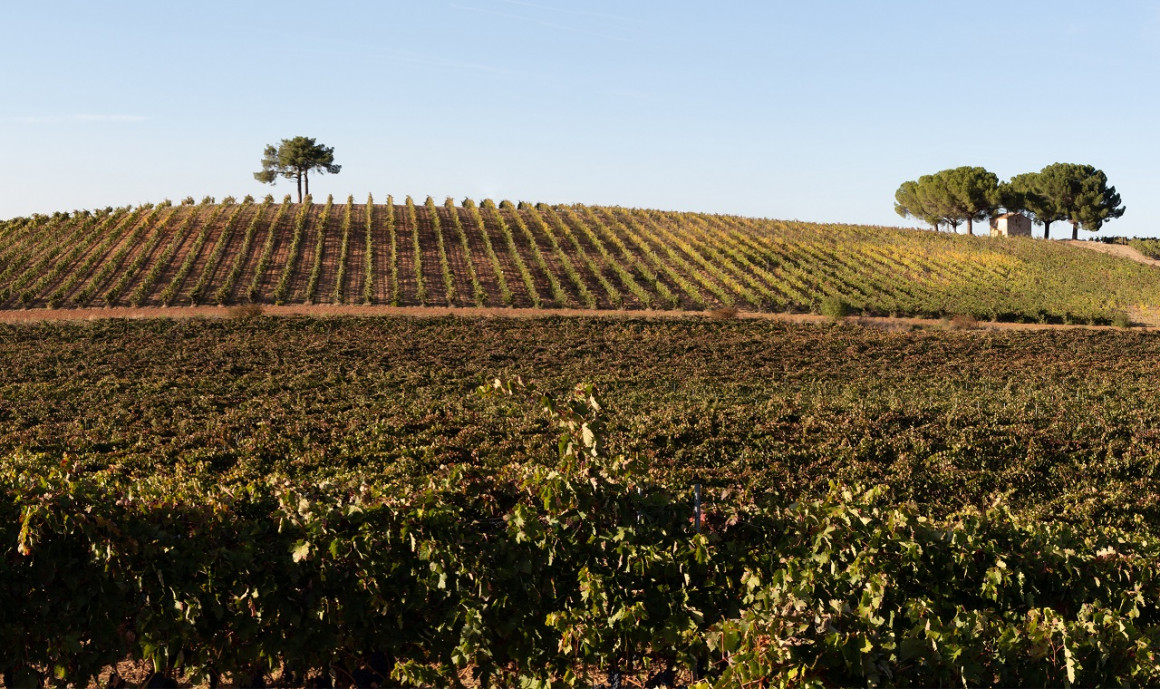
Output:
[
  {"xmin": 2, "ymin": 114, "xmax": 147, "ymax": 124},
  {"xmin": 386, "ymin": 49, "xmax": 518, "ymax": 78}
]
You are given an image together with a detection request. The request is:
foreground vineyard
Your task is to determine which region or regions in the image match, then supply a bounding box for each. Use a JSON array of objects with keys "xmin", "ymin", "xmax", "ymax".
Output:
[
  {"xmin": 4, "ymin": 317, "xmax": 1160, "ymax": 685},
  {"xmin": 2, "ymin": 196, "xmax": 1160, "ymax": 322}
]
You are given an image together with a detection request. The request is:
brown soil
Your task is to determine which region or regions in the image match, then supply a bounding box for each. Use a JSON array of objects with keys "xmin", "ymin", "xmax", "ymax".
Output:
[
  {"xmin": 0, "ymin": 304, "xmax": 1154, "ymax": 331},
  {"xmin": 436, "ymin": 205, "xmax": 476, "ymax": 307},
  {"xmin": 1066, "ymin": 240, "xmax": 1160, "ymax": 268},
  {"xmin": 312, "ymin": 202, "xmax": 346, "ymax": 303},
  {"xmin": 343, "ymin": 204, "xmax": 370, "ymax": 304},
  {"xmin": 459, "ymin": 206, "xmax": 505, "ymax": 307},
  {"xmin": 416, "ymin": 202, "xmax": 449, "ymax": 305},
  {"xmin": 478, "ymin": 206, "xmax": 537, "ymax": 307}
]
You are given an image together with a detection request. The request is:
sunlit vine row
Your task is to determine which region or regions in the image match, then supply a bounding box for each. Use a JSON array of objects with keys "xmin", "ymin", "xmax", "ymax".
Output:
[
  {"xmin": 523, "ymin": 203, "xmax": 596, "ymax": 309},
  {"xmin": 426, "ymin": 195, "xmax": 456, "ymax": 306},
  {"xmin": 538, "ymin": 205, "xmax": 621, "ymax": 308},
  {"xmin": 502, "ymin": 201, "xmax": 569, "ymax": 307},
  {"xmin": 159, "ymin": 201, "xmax": 237, "ymax": 306},
  {"xmin": 245, "ymin": 195, "xmax": 294, "ymax": 302},
  {"xmin": 272, "ymin": 195, "xmax": 313, "ymax": 305},
  {"xmin": 444, "ymin": 198, "xmax": 486, "ymax": 307},
  {"xmin": 405, "ymin": 195, "xmax": 426, "ymax": 305},
  {"xmin": 463, "ymin": 199, "xmax": 512, "ymax": 306},
  {"xmin": 46, "ymin": 207, "xmax": 145, "ymax": 308},
  {"xmin": 189, "ymin": 198, "xmax": 253, "ymax": 305},
  {"xmin": 304, "ymin": 195, "xmax": 335, "ymax": 304},
  {"xmin": 331, "ymin": 196, "xmax": 355, "ymax": 304},
  {"xmin": 214, "ymin": 196, "xmax": 273, "ymax": 305},
  {"xmin": 73, "ymin": 204, "xmax": 167, "ymax": 307}
]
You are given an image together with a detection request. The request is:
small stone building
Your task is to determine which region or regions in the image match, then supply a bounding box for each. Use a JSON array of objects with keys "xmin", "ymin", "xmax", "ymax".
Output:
[{"xmin": 989, "ymin": 213, "xmax": 1032, "ymax": 237}]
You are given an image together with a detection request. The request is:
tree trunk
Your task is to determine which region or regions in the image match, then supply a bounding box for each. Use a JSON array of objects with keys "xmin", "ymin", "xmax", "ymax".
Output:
[
  {"xmin": 1071, "ymin": 221, "xmax": 1079, "ymax": 240},
  {"xmin": 304, "ymin": 172, "xmax": 310, "ymax": 198},
  {"xmin": 1043, "ymin": 221, "xmax": 1051, "ymax": 240},
  {"xmin": 295, "ymin": 174, "xmax": 303, "ymax": 203},
  {"xmin": 966, "ymin": 217, "xmax": 973, "ymax": 236}
]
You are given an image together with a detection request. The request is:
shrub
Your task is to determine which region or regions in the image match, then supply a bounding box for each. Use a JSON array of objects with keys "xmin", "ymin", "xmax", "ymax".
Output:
[
  {"xmin": 181, "ymin": 196, "xmax": 195, "ymax": 206},
  {"xmin": 1112, "ymin": 311, "xmax": 1132, "ymax": 328},
  {"xmin": 820, "ymin": 295, "xmax": 851, "ymax": 321}
]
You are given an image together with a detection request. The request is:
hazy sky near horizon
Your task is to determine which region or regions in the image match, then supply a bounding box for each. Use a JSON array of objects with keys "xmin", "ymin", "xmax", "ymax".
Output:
[{"xmin": 3, "ymin": 1, "xmax": 1159, "ymax": 237}]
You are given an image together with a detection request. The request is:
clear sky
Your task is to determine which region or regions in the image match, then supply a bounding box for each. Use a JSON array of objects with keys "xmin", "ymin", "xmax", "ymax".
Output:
[{"xmin": 3, "ymin": 1, "xmax": 1159, "ymax": 237}]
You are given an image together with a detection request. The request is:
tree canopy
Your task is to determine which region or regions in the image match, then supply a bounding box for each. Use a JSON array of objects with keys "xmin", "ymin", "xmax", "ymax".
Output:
[
  {"xmin": 253, "ymin": 137, "xmax": 341, "ymax": 202},
  {"xmin": 894, "ymin": 166, "xmax": 1000, "ymax": 235},
  {"xmin": 898, "ymin": 163, "xmax": 1124, "ymax": 239},
  {"xmin": 1003, "ymin": 173, "xmax": 1064, "ymax": 238}
]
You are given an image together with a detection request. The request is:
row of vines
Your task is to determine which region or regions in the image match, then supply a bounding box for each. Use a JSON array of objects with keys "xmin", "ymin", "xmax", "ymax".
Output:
[
  {"xmin": 3, "ymin": 379, "xmax": 1160, "ymax": 686},
  {"xmin": 0, "ymin": 198, "xmax": 1158, "ymax": 320}
]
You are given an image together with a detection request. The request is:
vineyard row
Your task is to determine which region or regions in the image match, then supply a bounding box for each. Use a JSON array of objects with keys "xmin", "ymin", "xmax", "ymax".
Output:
[{"xmin": 0, "ymin": 197, "xmax": 1158, "ymax": 321}]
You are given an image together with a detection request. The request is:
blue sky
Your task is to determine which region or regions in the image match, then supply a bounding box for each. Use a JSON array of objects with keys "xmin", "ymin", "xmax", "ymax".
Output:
[{"xmin": 3, "ymin": 1, "xmax": 1159, "ymax": 237}]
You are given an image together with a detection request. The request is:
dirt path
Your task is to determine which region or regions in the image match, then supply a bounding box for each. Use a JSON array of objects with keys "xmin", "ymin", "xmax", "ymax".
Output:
[
  {"xmin": 1066, "ymin": 240, "xmax": 1160, "ymax": 268},
  {"xmin": 0, "ymin": 303, "xmax": 1154, "ymax": 332}
]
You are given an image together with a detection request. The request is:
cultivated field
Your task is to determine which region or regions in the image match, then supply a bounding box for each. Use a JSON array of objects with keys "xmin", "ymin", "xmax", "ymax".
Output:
[
  {"xmin": 4, "ymin": 316, "xmax": 1160, "ymax": 685},
  {"xmin": 3, "ymin": 196, "xmax": 1160, "ymax": 324}
]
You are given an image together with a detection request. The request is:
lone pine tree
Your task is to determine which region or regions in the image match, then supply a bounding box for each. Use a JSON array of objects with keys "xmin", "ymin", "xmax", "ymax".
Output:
[{"xmin": 253, "ymin": 136, "xmax": 341, "ymax": 202}]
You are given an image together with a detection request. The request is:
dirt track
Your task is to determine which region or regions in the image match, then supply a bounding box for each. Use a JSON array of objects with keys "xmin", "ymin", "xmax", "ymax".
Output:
[
  {"xmin": 1066, "ymin": 240, "xmax": 1160, "ymax": 268},
  {"xmin": 0, "ymin": 304, "xmax": 1153, "ymax": 331}
]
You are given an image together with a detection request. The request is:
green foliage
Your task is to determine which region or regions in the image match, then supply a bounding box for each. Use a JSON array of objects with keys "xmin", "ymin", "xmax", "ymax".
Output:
[
  {"xmin": 246, "ymin": 195, "xmax": 294, "ymax": 302},
  {"xmin": 214, "ymin": 196, "xmax": 274, "ymax": 304},
  {"xmin": 273, "ymin": 195, "xmax": 313, "ymax": 305},
  {"xmin": 332, "ymin": 195, "xmax": 354, "ymax": 303},
  {"xmin": 1005, "ymin": 163, "xmax": 1125, "ymax": 239},
  {"xmin": 73, "ymin": 204, "xmax": 167, "ymax": 307},
  {"xmin": 427, "ymin": 195, "xmax": 456, "ymax": 305},
  {"xmin": 445, "ymin": 197, "xmax": 487, "ymax": 307},
  {"xmin": 362, "ymin": 193, "xmax": 374, "ymax": 304},
  {"xmin": 820, "ymin": 294, "xmax": 851, "ymax": 320},
  {"xmin": 404, "ymin": 195, "xmax": 425, "ymax": 305},
  {"xmin": 386, "ymin": 195, "xmax": 400, "ymax": 306},
  {"xmin": 1128, "ymin": 237, "xmax": 1160, "ymax": 259},
  {"xmin": 0, "ymin": 197, "xmax": 1155, "ymax": 318},
  {"xmin": 4, "ymin": 342, "xmax": 1160, "ymax": 684},
  {"xmin": 464, "ymin": 198, "xmax": 513, "ymax": 306},
  {"xmin": 895, "ymin": 166, "xmax": 1000, "ymax": 235},
  {"xmin": 188, "ymin": 201, "xmax": 250, "ymax": 304},
  {"xmin": 303, "ymin": 194, "xmax": 335, "ymax": 304},
  {"xmin": 485, "ymin": 198, "xmax": 542, "ymax": 308},
  {"xmin": 253, "ymin": 136, "xmax": 341, "ymax": 203}
]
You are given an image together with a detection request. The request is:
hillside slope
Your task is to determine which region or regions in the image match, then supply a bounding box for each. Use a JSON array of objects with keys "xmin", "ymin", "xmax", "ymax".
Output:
[{"xmin": 1, "ymin": 194, "xmax": 1158, "ymax": 323}]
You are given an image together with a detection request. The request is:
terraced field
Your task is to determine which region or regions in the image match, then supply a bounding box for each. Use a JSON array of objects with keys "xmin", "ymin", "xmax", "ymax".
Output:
[{"xmin": 2, "ymin": 195, "xmax": 1160, "ymax": 323}]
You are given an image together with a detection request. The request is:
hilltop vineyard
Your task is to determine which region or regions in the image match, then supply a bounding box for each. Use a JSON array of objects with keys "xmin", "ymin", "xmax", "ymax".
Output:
[{"xmin": 1, "ymin": 199, "xmax": 1159, "ymax": 322}]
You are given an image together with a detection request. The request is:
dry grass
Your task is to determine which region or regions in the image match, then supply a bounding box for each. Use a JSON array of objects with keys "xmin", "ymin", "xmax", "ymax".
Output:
[
  {"xmin": 226, "ymin": 303, "xmax": 264, "ymax": 319},
  {"xmin": 706, "ymin": 306, "xmax": 739, "ymax": 320},
  {"xmin": 947, "ymin": 314, "xmax": 978, "ymax": 330}
]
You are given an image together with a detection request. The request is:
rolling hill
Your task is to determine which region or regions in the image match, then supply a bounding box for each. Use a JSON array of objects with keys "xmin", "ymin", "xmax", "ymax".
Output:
[{"xmin": 2, "ymin": 193, "xmax": 1158, "ymax": 323}]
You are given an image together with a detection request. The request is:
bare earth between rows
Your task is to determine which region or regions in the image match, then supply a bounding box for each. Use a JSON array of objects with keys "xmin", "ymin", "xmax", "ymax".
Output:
[{"xmin": 0, "ymin": 304, "xmax": 1156, "ymax": 330}]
